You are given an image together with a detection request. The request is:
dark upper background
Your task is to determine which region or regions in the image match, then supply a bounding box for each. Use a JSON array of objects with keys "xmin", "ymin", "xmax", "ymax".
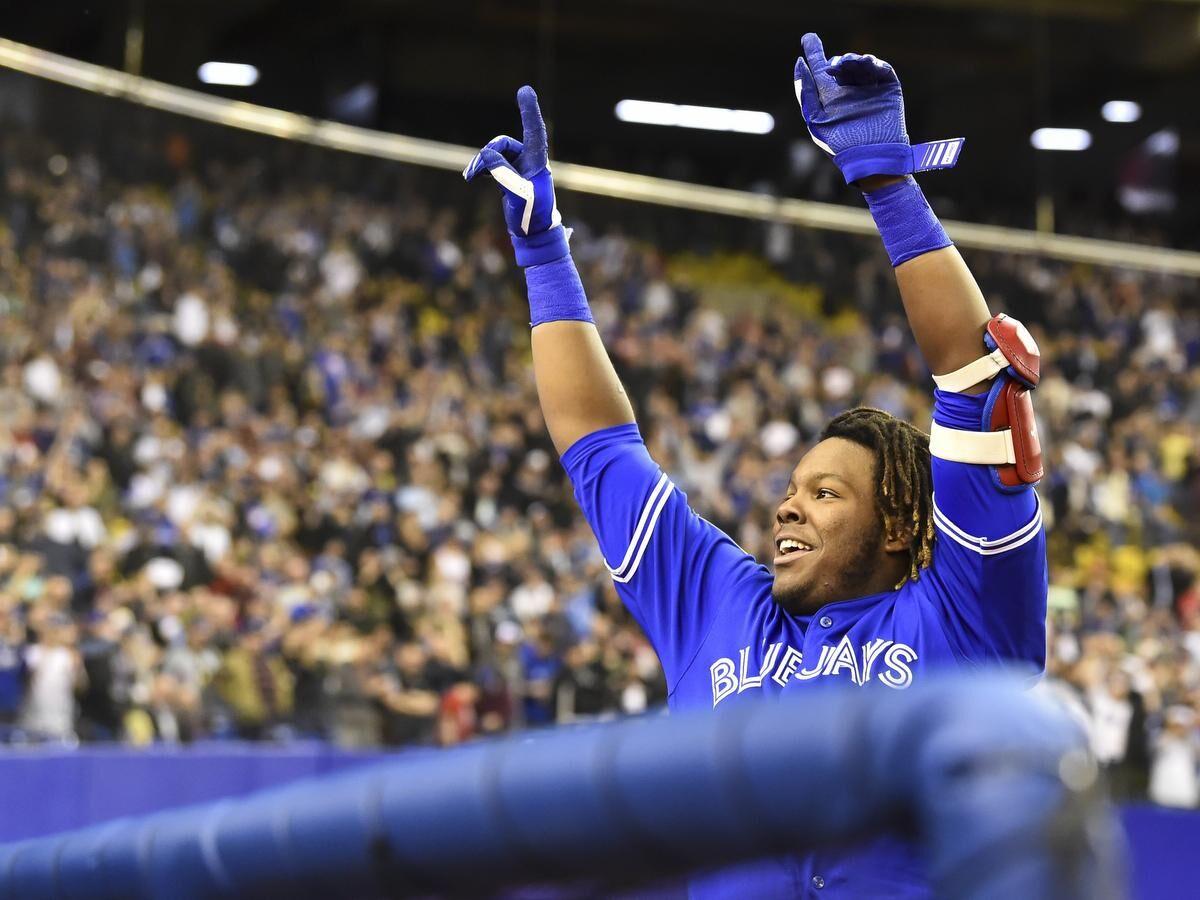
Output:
[{"xmin": 3, "ymin": 0, "xmax": 1198, "ymax": 245}]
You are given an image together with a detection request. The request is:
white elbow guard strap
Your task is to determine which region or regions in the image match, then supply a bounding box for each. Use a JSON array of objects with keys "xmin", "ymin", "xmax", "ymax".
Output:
[{"xmin": 928, "ymin": 314, "xmax": 1044, "ymax": 491}]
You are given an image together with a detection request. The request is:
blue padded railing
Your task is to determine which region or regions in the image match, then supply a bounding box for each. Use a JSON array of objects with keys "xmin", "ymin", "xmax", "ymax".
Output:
[{"xmin": 0, "ymin": 676, "xmax": 1124, "ymax": 899}]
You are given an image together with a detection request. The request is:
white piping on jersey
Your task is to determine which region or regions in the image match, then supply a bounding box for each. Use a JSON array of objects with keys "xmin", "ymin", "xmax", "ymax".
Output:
[
  {"xmin": 931, "ymin": 491, "xmax": 1042, "ymax": 556},
  {"xmin": 607, "ymin": 471, "xmax": 670, "ymax": 576},
  {"xmin": 607, "ymin": 471, "xmax": 673, "ymax": 583}
]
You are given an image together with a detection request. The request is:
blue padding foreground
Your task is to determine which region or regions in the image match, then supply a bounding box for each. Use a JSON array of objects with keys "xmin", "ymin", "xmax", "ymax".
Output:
[{"xmin": 0, "ymin": 677, "xmax": 1124, "ymax": 900}]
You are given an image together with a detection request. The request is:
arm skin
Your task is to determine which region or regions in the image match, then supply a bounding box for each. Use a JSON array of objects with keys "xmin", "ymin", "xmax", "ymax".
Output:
[
  {"xmin": 859, "ymin": 174, "xmax": 993, "ymax": 396},
  {"xmin": 531, "ymin": 320, "xmax": 636, "ymax": 456}
]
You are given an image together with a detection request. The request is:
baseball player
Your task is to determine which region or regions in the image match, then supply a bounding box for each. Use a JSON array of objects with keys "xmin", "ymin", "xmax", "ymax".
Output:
[{"xmin": 465, "ymin": 31, "xmax": 1047, "ymax": 899}]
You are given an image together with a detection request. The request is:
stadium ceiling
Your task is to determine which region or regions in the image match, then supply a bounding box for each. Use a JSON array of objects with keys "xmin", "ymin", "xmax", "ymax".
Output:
[
  {"xmin": 3, "ymin": 0, "xmax": 1198, "ymax": 242},
  {"xmin": 879, "ymin": 0, "xmax": 1172, "ymax": 16}
]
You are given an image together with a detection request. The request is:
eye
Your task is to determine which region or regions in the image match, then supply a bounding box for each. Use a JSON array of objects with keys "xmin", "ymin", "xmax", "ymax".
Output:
[{"xmin": 815, "ymin": 488, "xmax": 838, "ymax": 499}]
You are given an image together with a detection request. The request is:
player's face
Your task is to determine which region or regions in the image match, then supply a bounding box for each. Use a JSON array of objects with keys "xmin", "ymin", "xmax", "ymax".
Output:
[{"xmin": 771, "ymin": 437, "xmax": 902, "ymax": 615}]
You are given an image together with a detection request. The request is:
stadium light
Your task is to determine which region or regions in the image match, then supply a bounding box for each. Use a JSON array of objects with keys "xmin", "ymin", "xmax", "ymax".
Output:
[
  {"xmin": 615, "ymin": 99, "xmax": 774, "ymax": 135},
  {"xmin": 1101, "ymin": 100, "xmax": 1141, "ymax": 124},
  {"xmin": 197, "ymin": 62, "xmax": 259, "ymax": 87},
  {"xmin": 1145, "ymin": 128, "xmax": 1179, "ymax": 156},
  {"xmin": 1030, "ymin": 127, "xmax": 1091, "ymax": 152}
]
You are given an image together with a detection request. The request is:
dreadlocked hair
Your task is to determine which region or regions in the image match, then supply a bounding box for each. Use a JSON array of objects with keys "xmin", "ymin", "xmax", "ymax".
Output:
[{"xmin": 820, "ymin": 407, "xmax": 935, "ymax": 589}]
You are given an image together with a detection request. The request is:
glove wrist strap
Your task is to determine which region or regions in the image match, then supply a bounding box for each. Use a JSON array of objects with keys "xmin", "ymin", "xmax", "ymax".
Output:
[
  {"xmin": 863, "ymin": 176, "xmax": 952, "ymax": 267},
  {"xmin": 834, "ymin": 138, "xmax": 965, "ymax": 185},
  {"xmin": 512, "ymin": 224, "xmax": 571, "ymax": 267},
  {"xmin": 525, "ymin": 253, "xmax": 594, "ymax": 328},
  {"xmin": 835, "ymin": 143, "xmax": 911, "ymax": 184}
]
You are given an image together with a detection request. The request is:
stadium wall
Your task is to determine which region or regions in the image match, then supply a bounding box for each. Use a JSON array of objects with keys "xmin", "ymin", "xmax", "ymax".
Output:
[
  {"xmin": 0, "ymin": 746, "xmax": 1193, "ymax": 899},
  {"xmin": 0, "ymin": 745, "xmax": 393, "ymax": 843}
]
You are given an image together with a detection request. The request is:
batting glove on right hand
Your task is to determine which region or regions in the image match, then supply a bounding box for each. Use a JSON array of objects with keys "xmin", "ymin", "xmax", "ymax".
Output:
[
  {"xmin": 793, "ymin": 33, "xmax": 965, "ymax": 186},
  {"xmin": 463, "ymin": 85, "xmax": 569, "ymax": 267}
]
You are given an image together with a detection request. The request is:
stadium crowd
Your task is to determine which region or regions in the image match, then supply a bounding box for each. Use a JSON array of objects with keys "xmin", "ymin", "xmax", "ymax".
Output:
[{"xmin": 0, "ymin": 123, "xmax": 1197, "ymax": 808}]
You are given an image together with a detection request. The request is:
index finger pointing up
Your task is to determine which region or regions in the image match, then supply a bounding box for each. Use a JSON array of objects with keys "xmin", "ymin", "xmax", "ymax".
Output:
[
  {"xmin": 801, "ymin": 33, "xmax": 831, "ymax": 77},
  {"xmin": 516, "ymin": 85, "xmax": 548, "ymax": 157}
]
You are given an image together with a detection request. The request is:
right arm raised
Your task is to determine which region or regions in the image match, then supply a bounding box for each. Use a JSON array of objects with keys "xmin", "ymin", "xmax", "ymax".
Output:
[
  {"xmin": 462, "ymin": 86, "xmax": 635, "ymax": 454},
  {"xmin": 464, "ymin": 88, "xmax": 767, "ymax": 691},
  {"xmin": 531, "ymin": 319, "xmax": 634, "ymax": 456}
]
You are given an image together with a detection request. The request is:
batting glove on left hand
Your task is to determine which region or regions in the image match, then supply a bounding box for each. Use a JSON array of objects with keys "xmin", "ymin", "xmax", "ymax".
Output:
[
  {"xmin": 463, "ymin": 85, "xmax": 569, "ymax": 266},
  {"xmin": 793, "ymin": 33, "xmax": 964, "ymax": 186}
]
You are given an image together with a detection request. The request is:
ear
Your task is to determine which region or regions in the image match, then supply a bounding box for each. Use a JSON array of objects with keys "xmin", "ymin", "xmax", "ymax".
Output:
[{"xmin": 883, "ymin": 521, "xmax": 914, "ymax": 554}]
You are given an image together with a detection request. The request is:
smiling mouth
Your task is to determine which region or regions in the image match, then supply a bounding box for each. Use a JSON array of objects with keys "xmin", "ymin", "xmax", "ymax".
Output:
[{"xmin": 773, "ymin": 540, "xmax": 816, "ymax": 567}]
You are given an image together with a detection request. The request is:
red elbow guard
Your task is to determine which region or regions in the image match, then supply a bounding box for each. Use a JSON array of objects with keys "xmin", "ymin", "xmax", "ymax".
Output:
[
  {"xmin": 929, "ymin": 313, "xmax": 1045, "ymax": 490},
  {"xmin": 986, "ymin": 377, "xmax": 1044, "ymax": 489},
  {"xmin": 985, "ymin": 314, "xmax": 1040, "ymax": 389}
]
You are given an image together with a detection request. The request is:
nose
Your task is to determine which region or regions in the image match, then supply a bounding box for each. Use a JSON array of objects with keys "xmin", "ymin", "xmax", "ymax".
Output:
[{"xmin": 775, "ymin": 494, "xmax": 806, "ymax": 527}]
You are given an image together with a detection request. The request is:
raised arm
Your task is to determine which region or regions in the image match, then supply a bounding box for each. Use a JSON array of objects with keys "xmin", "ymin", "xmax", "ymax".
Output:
[
  {"xmin": 794, "ymin": 32, "xmax": 1043, "ymax": 488},
  {"xmin": 792, "ymin": 34, "xmax": 994, "ymax": 390},
  {"xmin": 463, "ymin": 87, "xmax": 634, "ymax": 456},
  {"xmin": 463, "ymin": 93, "xmax": 766, "ymax": 686}
]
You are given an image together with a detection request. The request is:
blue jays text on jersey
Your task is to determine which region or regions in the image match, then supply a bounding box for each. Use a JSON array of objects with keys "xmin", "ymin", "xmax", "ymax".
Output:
[
  {"xmin": 559, "ymin": 389, "xmax": 1047, "ymax": 900},
  {"xmin": 709, "ymin": 633, "xmax": 919, "ymax": 705}
]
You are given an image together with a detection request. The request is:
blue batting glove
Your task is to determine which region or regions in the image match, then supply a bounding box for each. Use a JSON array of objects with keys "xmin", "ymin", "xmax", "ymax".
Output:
[
  {"xmin": 463, "ymin": 85, "xmax": 570, "ymax": 266},
  {"xmin": 793, "ymin": 33, "xmax": 965, "ymax": 186}
]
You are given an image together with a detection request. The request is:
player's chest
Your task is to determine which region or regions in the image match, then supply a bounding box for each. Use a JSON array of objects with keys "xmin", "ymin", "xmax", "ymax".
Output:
[{"xmin": 674, "ymin": 595, "xmax": 953, "ymax": 711}]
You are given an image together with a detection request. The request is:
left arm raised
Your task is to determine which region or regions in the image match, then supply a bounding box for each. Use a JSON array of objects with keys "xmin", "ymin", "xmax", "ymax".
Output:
[
  {"xmin": 795, "ymin": 32, "xmax": 1045, "ymax": 492},
  {"xmin": 793, "ymin": 34, "xmax": 992, "ymax": 390}
]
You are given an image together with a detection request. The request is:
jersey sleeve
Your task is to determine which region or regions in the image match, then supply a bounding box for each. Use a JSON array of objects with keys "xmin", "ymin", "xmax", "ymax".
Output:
[
  {"xmin": 560, "ymin": 423, "xmax": 768, "ymax": 689},
  {"xmin": 921, "ymin": 386, "xmax": 1047, "ymax": 672}
]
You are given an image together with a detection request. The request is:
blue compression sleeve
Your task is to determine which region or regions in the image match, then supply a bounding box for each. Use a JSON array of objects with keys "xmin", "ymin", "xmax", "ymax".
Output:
[
  {"xmin": 512, "ymin": 225, "xmax": 571, "ymax": 267},
  {"xmin": 931, "ymin": 387, "xmax": 985, "ymax": 431},
  {"xmin": 864, "ymin": 176, "xmax": 952, "ymax": 267},
  {"xmin": 524, "ymin": 254, "xmax": 594, "ymax": 328}
]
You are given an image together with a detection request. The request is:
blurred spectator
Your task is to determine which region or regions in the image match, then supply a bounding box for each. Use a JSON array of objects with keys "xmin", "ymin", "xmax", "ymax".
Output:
[
  {"xmin": 215, "ymin": 627, "xmax": 294, "ymax": 740},
  {"xmin": 371, "ymin": 641, "xmax": 441, "ymax": 746},
  {"xmin": 0, "ymin": 606, "xmax": 26, "ymax": 731},
  {"xmin": 1087, "ymin": 669, "xmax": 1150, "ymax": 800},
  {"xmin": 1149, "ymin": 706, "xmax": 1200, "ymax": 808},
  {"xmin": 554, "ymin": 641, "xmax": 612, "ymax": 723},
  {"xmin": 21, "ymin": 618, "xmax": 84, "ymax": 742}
]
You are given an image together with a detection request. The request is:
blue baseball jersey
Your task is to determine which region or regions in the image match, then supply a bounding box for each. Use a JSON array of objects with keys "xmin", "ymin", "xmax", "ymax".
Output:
[{"xmin": 560, "ymin": 388, "xmax": 1047, "ymax": 899}]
